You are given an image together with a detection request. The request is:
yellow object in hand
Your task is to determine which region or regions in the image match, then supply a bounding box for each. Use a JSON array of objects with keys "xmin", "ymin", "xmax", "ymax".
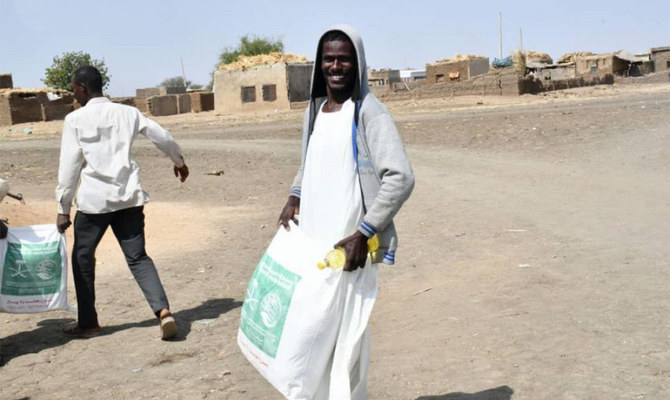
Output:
[{"xmin": 317, "ymin": 235, "xmax": 379, "ymax": 270}]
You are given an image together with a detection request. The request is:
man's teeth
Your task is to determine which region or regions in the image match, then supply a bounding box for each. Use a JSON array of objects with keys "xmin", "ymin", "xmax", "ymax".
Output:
[{"xmin": 330, "ymin": 75, "xmax": 344, "ymax": 79}]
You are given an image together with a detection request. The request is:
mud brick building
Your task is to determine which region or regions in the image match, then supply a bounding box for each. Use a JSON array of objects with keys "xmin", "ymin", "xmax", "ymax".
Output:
[
  {"xmin": 650, "ymin": 47, "xmax": 670, "ymax": 72},
  {"xmin": 426, "ymin": 56, "xmax": 490, "ymax": 84},
  {"xmin": 0, "ymin": 74, "xmax": 13, "ymax": 89},
  {"xmin": 135, "ymin": 87, "xmax": 200, "ymax": 115},
  {"xmin": 135, "ymin": 88, "xmax": 159, "ymax": 113},
  {"xmin": 368, "ymin": 69, "xmax": 401, "ymax": 86},
  {"xmin": 134, "ymin": 98, "xmax": 150, "ymax": 113},
  {"xmin": 159, "ymin": 86, "xmax": 186, "ymax": 96},
  {"xmin": 214, "ymin": 62, "xmax": 312, "ymax": 114},
  {"xmin": 40, "ymin": 92, "xmax": 75, "ymax": 121},
  {"xmin": 189, "ymin": 91, "xmax": 214, "ymax": 113},
  {"xmin": 527, "ymin": 62, "xmax": 576, "ymax": 81},
  {"xmin": 0, "ymin": 89, "xmax": 74, "ymax": 125},
  {"xmin": 0, "ymin": 91, "xmax": 41, "ymax": 125},
  {"xmin": 574, "ymin": 53, "xmax": 628, "ymax": 78},
  {"xmin": 136, "ymin": 86, "xmax": 187, "ymax": 97},
  {"xmin": 148, "ymin": 95, "xmax": 178, "ymax": 116},
  {"xmin": 176, "ymin": 94, "xmax": 191, "ymax": 114},
  {"xmin": 136, "ymin": 87, "xmax": 160, "ymax": 98}
]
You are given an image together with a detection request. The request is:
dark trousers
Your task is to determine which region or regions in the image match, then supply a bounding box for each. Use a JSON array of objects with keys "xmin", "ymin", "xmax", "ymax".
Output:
[{"xmin": 72, "ymin": 206, "xmax": 169, "ymax": 328}]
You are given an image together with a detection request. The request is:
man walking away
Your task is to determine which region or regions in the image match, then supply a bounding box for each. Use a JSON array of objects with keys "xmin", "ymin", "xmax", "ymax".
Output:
[{"xmin": 55, "ymin": 66, "xmax": 189, "ymax": 340}]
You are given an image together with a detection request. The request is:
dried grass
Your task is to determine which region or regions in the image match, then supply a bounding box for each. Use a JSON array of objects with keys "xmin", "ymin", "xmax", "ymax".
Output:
[
  {"xmin": 558, "ymin": 52, "xmax": 596, "ymax": 64},
  {"xmin": 430, "ymin": 54, "xmax": 488, "ymax": 65},
  {"xmin": 512, "ymin": 51, "xmax": 526, "ymax": 75},
  {"xmin": 525, "ymin": 50, "xmax": 553, "ymax": 64},
  {"xmin": 217, "ymin": 52, "xmax": 310, "ymax": 71}
]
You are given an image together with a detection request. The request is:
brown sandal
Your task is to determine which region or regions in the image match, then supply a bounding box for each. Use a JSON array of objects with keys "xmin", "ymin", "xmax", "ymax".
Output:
[
  {"xmin": 159, "ymin": 313, "xmax": 178, "ymax": 340},
  {"xmin": 63, "ymin": 324, "xmax": 101, "ymax": 338}
]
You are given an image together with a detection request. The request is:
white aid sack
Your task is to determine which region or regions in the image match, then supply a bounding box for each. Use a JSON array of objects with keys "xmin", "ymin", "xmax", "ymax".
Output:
[
  {"xmin": 0, "ymin": 224, "xmax": 69, "ymax": 313},
  {"xmin": 238, "ymin": 222, "xmax": 376, "ymax": 399}
]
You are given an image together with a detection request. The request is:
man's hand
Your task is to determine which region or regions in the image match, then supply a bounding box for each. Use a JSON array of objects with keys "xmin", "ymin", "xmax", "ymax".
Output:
[
  {"xmin": 56, "ymin": 214, "xmax": 71, "ymax": 233},
  {"xmin": 0, "ymin": 220, "xmax": 7, "ymax": 239},
  {"xmin": 174, "ymin": 163, "xmax": 189, "ymax": 182},
  {"xmin": 277, "ymin": 196, "xmax": 300, "ymax": 230},
  {"xmin": 334, "ymin": 231, "xmax": 369, "ymax": 272}
]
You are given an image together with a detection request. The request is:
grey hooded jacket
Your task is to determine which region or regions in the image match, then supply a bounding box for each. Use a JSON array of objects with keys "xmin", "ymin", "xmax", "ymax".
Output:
[{"xmin": 290, "ymin": 24, "xmax": 415, "ymax": 265}]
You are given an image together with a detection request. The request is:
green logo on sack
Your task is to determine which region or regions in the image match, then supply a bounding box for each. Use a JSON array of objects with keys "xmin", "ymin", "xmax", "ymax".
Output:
[
  {"xmin": 2, "ymin": 241, "xmax": 62, "ymax": 296},
  {"xmin": 240, "ymin": 253, "xmax": 301, "ymax": 358}
]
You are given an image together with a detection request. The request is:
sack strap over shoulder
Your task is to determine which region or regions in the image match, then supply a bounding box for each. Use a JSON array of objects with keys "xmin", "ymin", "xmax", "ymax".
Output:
[{"xmin": 352, "ymin": 100, "xmax": 360, "ymax": 169}]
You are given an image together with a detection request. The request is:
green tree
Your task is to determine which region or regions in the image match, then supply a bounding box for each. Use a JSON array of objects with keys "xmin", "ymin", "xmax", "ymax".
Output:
[
  {"xmin": 159, "ymin": 76, "xmax": 192, "ymax": 88},
  {"xmin": 217, "ymin": 34, "xmax": 284, "ymax": 66},
  {"xmin": 43, "ymin": 51, "xmax": 110, "ymax": 91},
  {"xmin": 210, "ymin": 34, "xmax": 284, "ymax": 91}
]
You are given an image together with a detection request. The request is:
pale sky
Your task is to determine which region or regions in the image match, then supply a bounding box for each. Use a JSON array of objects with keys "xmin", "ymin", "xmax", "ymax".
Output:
[{"xmin": 1, "ymin": 0, "xmax": 668, "ymax": 97}]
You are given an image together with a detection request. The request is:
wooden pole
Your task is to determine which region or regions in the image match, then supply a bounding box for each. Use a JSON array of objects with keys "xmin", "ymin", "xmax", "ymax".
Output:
[
  {"xmin": 499, "ymin": 12, "xmax": 503, "ymax": 59},
  {"xmin": 180, "ymin": 57, "xmax": 187, "ymax": 88}
]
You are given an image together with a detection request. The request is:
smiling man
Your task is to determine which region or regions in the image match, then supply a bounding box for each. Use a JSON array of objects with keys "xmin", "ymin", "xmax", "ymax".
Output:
[{"xmin": 278, "ymin": 25, "xmax": 414, "ymax": 398}]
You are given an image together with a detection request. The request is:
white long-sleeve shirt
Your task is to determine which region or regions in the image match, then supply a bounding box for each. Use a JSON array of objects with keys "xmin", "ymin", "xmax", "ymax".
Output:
[{"xmin": 55, "ymin": 97, "xmax": 185, "ymax": 215}]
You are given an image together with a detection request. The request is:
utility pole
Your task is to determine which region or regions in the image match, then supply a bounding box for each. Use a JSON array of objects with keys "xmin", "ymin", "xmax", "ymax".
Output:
[
  {"xmin": 498, "ymin": 12, "xmax": 503, "ymax": 59},
  {"xmin": 519, "ymin": 28, "xmax": 524, "ymax": 53},
  {"xmin": 180, "ymin": 57, "xmax": 187, "ymax": 88}
]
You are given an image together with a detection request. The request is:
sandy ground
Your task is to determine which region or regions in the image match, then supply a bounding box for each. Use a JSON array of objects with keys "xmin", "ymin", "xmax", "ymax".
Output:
[{"xmin": 1, "ymin": 82, "xmax": 670, "ymax": 400}]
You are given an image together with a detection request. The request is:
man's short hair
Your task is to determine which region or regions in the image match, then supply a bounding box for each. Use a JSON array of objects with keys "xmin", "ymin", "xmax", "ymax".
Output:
[
  {"xmin": 322, "ymin": 30, "xmax": 352, "ymax": 45},
  {"xmin": 72, "ymin": 66, "xmax": 103, "ymax": 93}
]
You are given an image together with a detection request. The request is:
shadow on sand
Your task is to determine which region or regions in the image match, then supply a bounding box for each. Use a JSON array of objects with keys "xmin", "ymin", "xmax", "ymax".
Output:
[
  {"xmin": 416, "ymin": 386, "xmax": 514, "ymax": 400},
  {"xmin": 0, "ymin": 297, "xmax": 241, "ymax": 365}
]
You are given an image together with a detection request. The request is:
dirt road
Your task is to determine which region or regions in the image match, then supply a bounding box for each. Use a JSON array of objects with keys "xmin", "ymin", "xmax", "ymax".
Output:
[{"xmin": 1, "ymin": 83, "xmax": 669, "ymax": 399}]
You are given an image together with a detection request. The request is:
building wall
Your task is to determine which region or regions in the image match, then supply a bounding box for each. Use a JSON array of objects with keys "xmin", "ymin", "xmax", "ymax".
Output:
[
  {"xmin": 575, "ymin": 55, "xmax": 628, "ymax": 77},
  {"xmin": 0, "ymin": 92, "xmax": 42, "ymax": 125},
  {"xmin": 426, "ymin": 61, "xmax": 469, "ymax": 83},
  {"xmin": 176, "ymin": 94, "xmax": 191, "ymax": 114},
  {"xmin": 159, "ymin": 86, "xmax": 186, "ymax": 96},
  {"xmin": 0, "ymin": 74, "xmax": 13, "ymax": 89},
  {"xmin": 651, "ymin": 50, "xmax": 670, "ymax": 72},
  {"xmin": 0, "ymin": 91, "xmax": 74, "ymax": 125},
  {"xmin": 381, "ymin": 68, "xmax": 521, "ymax": 99},
  {"xmin": 522, "ymin": 74, "xmax": 614, "ymax": 94},
  {"xmin": 40, "ymin": 92, "xmax": 75, "ymax": 121},
  {"xmin": 189, "ymin": 92, "xmax": 214, "ymax": 112},
  {"xmin": 374, "ymin": 66, "xmax": 615, "ymax": 101},
  {"xmin": 287, "ymin": 63, "xmax": 313, "ymax": 102},
  {"xmin": 369, "ymin": 69, "xmax": 402, "ymax": 86},
  {"xmin": 149, "ymin": 95, "xmax": 178, "ymax": 116},
  {"xmin": 615, "ymin": 71, "xmax": 670, "ymax": 84},
  {"xmin": 135, "ymin": 97, "xmax": 150, "ymax": 113},
  {"xmin": 468, "ymin": 58, "xmax": 490, "ymax": 78},
  {"xmin": 576, "ymin": 56, "xmax": 610, "ymax": 76},
  {"xmin": 426, "ymin": 59, "xmax": 489, "ymax": 83},
  {"xmin": 632, "ymin": 61, "xmax": 655, "ymax": 76},
  {"xmin": 136, "ymin": 88, "xmax": 160, "ymax": 98},
  {"xmin": 214, "ymin": 64, "xmax": 291, "ymax": 114},
  {"xmin": 535, "ymin": 65, "xmax": 576, "ymax": 81},
  {"xmin": 0, "ymin": 95, "xmax": 13, "ymax": 125}
]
